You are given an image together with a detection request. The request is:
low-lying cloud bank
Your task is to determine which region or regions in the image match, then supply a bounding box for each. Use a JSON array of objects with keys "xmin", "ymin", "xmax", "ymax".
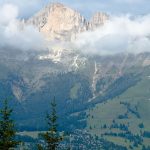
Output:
[
  {"xmin": 0, "ymin": 4, "xmax": 46, "ymax": 52},
  {"xmin": 74, "ymin": 14, "xmax": 150, "ymax": 55},
  {"xmin": 0, "ymin": 3, "xmax": 150, "ymax": 56}
]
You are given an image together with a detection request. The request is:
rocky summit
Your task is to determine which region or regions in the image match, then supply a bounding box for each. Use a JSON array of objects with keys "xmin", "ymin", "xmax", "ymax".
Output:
[{"xmin": 27, "ymin": 3, "xmax": 109, "ymax": 41}]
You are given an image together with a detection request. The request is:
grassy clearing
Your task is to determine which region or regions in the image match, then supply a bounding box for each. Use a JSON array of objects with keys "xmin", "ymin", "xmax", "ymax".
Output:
[{"xmin": 87, "ymin": 75, "xmax": 150, "ymax": 148}]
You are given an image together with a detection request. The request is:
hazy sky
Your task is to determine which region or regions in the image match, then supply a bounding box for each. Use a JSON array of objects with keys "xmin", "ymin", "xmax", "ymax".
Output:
[{"xmin": 0, "ymin": 0, "xmax": 150, "ymax": 19}]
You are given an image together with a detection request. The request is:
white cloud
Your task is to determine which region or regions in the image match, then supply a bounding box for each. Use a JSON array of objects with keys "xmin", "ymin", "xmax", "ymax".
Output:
[
  {"xmin": 0, "ymin": 3, "xmax": 150, "ymax": 57},
  {"xmin": 74, "ymin": 14, "xmax": 150, "ymax": 55},
  {"xmin": 0, "ymin": 4, "xmax": 46, "ymax": 52},
  {"xmin": 0, "ymin": 0, "xmax": 48, "ymax": 18},
  {"xmin": 0, "ymin": 4, "xmax": 18, "ymax": 24}
]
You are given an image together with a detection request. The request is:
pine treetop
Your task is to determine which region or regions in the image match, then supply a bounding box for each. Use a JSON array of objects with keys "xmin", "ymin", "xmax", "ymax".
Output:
[{"xmin": 0, "ymin": 99, "xmax": 19, "ymax": 150}]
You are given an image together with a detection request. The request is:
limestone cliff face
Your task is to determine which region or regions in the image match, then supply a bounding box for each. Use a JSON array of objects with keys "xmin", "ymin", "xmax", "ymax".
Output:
[
  {"xmin": 27, "ymin": 3, "xmax": 109, "ymax": 41},
  {"xmin": 89, "ymin": 12, "xmax": 109, "ymax": 30},
  {"xmin": 27, "ymin": 3, "xmax": 87, "ymax": 41}
]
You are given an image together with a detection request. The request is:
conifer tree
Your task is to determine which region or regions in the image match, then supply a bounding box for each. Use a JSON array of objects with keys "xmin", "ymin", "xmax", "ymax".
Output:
[
  {"xmin": 42, "ymin": 97, "xmax": 63, "ymax": 150},
  {"xmin": 0, "ymin": 99, "xmax": 19, "ymax": 150}
]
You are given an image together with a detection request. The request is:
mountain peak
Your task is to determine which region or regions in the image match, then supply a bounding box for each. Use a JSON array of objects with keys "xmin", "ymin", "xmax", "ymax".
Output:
[
  {"xmin": 50, "ymin": 2, "xmax": 64, "ymax": 7},
  {"xmin": 46, "ymin": 2, "xmax": 71, "ymax": 11},
  {"xmin": 27, "ymin": 3, "xmax": 109, "ymax": 41},
  {"xmin": 89, "ymin": 12, "xmax": 109, "ymax": 29}
]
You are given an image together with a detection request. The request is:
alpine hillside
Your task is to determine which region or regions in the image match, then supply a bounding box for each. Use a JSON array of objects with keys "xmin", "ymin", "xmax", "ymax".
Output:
[{"xmin": 0, "ymin": 2, "xmax": 150, "ymax": 150}]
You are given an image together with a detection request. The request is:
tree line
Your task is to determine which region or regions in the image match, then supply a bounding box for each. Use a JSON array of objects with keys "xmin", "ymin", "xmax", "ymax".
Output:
[{"xmin": 0, "ymin": 98, "xmax": 63, "ymax": 150}]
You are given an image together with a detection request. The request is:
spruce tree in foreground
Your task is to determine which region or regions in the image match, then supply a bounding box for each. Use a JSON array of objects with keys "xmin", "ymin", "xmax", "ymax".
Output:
[
  {"xmin": 41, "ymin": 97, "xmax": 63, "ymax": 150},
  {"xmin": 0, "ymin": 99, "xmax": 19, "ymax": 150}
]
